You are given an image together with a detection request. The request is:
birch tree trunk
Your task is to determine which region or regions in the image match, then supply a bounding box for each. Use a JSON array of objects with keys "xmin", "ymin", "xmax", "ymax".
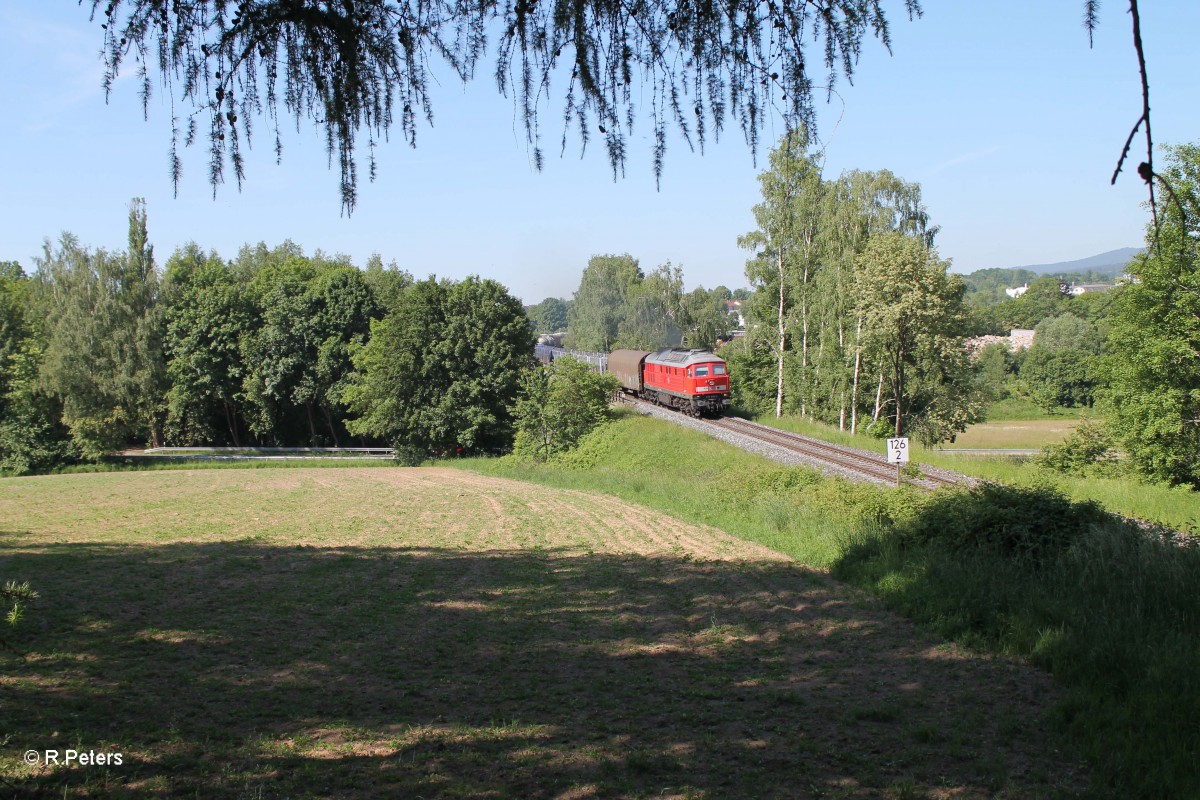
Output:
[
  {"xmin": 776, "ymin": 245, "xmax": 785, "ymax": 418},
  {"xmin": 850, "ymin": 315, "xmax": 863, "ymax": 434},
  {"xmin": 873, "ymin": 357, "xmax": 884, "ymax": 422}
]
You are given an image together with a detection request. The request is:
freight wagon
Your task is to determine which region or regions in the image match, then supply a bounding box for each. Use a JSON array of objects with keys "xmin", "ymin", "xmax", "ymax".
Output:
[{"xmin": 609, "ymin": 348, "xmax": 731, "ymax": 416}]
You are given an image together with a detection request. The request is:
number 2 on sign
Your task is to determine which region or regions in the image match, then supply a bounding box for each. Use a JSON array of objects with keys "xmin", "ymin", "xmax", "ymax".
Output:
[{"xmin": 886, "ymin": 437, "xmax": 909, "ymax": 465}]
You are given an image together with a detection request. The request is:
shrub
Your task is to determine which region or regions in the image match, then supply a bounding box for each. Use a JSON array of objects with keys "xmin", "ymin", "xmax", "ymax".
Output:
[
  {"xmin": 896, "ymin": 482, "xmax": 1106, "ymax": 565},
  {"xmin": 1035, "ymin": 417, "xmax": 1119, "ymax": 476},
  {"xmin": 513, "ymin": 357, "xmax": 621, "ymax": 462},
  {"xmin": 2, "ymin": 580, "xmax": 38, "ymax": 652}
]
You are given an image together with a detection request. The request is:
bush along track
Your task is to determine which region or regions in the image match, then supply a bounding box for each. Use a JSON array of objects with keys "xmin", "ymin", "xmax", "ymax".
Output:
[{"xmin": 463, "ymin": 413, "xmax": 1200, "ymax": 799}]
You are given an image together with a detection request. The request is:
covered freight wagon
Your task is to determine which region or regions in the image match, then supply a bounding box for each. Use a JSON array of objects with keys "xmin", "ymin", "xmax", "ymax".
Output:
[
  {"xmin": 610, "ymin": 348, "xmax": 730, "ymax": 416},
  {"xmin": 608, "ymin": 349, "xmax": 651, "ymax": 393}
]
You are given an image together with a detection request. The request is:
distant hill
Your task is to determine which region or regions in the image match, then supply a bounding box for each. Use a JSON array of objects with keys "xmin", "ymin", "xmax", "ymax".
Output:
[{"xmin": 1008, "ymin": 247, "xmax": 1142, "ymax": 276}]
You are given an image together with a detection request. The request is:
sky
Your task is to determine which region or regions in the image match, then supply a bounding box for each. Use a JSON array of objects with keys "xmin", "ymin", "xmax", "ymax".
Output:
[{"xmin": 1, "ymin": 1, "xmax": 1197, "ymax": 304}]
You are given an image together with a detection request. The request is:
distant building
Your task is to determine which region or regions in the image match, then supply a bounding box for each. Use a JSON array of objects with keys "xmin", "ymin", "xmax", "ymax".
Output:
[
  {"xmin": 965, "ymin": 328, "xmax": 1036, "ymax": 354},
  {"xmin": 1006, "ymin": 280, "xmax": 1074, "ymax": 298},
  {"xmin": 1009, "ymin": 329, "xmax": 1035, "ymax": 350},
  {"xmin": 1068, "ymin": 283, "xmax": 1115, "ymax": 296},
  {"xmin": 725, "ymin": 300, "xmax": 745, "ymax": 329}
]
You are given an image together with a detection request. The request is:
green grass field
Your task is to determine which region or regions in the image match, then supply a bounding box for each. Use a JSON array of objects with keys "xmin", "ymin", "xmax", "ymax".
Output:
[
  {"xmin": 1, "ymin": 466, "xmax": 1085, "ymax": 799},
  {"xmin": 463, "ymin": 414, "xmax": 1200, "ymax": 799},
  {"xmin": 746, "ymin": 410, "xmax": 1197, "ymax": 532},
  {"xmin": 5, "ymin": 410, "xmax": 1198, "ymax": 798}
]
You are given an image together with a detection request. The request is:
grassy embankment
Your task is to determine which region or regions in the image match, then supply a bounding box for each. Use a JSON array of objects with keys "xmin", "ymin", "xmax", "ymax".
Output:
[
  {"xmin": 2, "ymin": 466, "xmax": 1082, "ymax": 799},
  {"xmin": 463, "ymin": 411, "xmax": 1200, "ymax": 799},
  {"xmin": 744, "ymin": 406, "xmax": 1196, "ymax": 533}
]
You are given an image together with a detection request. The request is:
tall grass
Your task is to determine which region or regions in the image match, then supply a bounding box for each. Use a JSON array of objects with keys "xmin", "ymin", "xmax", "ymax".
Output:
[{"xmin": 459, "ymin": 412, "xmax": 1200, "ymax": 798}]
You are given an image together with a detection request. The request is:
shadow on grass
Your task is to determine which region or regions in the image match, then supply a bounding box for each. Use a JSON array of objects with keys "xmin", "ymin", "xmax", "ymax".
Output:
[
  {"xmin": 2, "ymin": 538, "xmax": 1083, "ymax": 799},
  {"xmin": 832, "ymin": 485, "xmax": 1200, "ymax": 800}
]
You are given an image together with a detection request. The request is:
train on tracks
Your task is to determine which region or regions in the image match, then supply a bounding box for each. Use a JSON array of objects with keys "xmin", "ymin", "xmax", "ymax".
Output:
[{"xmin": 609, "ymin": 348, "xmax": 731, "ymax": 417}]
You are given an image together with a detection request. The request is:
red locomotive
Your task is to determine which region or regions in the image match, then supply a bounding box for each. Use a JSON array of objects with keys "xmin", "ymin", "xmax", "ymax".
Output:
[{"xmin": 608, "ymin": 348, "xmax": 732, "ymax": 416}]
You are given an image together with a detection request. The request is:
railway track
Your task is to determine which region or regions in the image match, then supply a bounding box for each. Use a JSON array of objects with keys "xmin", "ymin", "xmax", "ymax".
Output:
[
  {"xmin": 710, "ymin": 416, "xmax": 962, "ymax": 489},
  {"xmin": 618, "ymin": 395, "xmax": 965, "ymax": 489}
]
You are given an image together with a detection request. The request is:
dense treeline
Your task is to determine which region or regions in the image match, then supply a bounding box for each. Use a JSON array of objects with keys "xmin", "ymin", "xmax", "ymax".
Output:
[
  {"xmin": 565, "ymin": 254, "xmax": 741, "ymax": 353},
  {"xmin": 0, "ymin": 201, "xmax": 534, "ymax": 472},
  {"xmin": 728, "ymin": 132, "xmax": 1200, "ymax": 488},
  {"xmin": 727, "ymin": 129, "xmax": 984, "ymax": 444},
  {"xmin": 4, "ymin": 142, "xmax": 1196, "ymax": 488}
]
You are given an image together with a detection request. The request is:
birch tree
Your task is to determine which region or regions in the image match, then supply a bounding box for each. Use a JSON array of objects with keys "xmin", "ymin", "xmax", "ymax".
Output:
[
  {"xmin": 738, "ymin": 129, "xmax": 823, "ymax": 418},
  {"xmin": 855, "ymin": 232, "xmax": 981, "ymax": 443}
]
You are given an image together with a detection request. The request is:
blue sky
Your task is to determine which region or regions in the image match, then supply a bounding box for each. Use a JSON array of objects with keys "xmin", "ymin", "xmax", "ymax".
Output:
[{"xmin": 2, "ymin": 1, "xmax": 1197, "ymax": 304}]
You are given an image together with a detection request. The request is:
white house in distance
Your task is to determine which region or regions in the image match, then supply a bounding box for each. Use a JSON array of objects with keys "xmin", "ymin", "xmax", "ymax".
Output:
[
  {"xmin": 1068, "ymin": 283, "xmax": 1115, "ymax": 296},
  {"xmin": 1006, "ymin": 280, "xmax": 1114, "ymax": 298},
  {"xmin": 725, "ymin": 300, "xmax": 745, "ymax": 329}
]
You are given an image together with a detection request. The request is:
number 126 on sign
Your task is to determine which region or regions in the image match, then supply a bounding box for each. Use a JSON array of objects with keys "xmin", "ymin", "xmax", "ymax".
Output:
[{"xmin": 886, "ymin": 437, "xmax": 909, "ymax": 464}]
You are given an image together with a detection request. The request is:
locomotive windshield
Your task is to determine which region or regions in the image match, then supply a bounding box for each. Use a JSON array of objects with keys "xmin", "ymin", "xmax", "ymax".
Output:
[
  {"xmin": 713, "ymin": 364, "xmax": 726, "ymax": 375},
  {"xmin": 695, "ymin": 366, "xmax": 709, "ymax": 377}
]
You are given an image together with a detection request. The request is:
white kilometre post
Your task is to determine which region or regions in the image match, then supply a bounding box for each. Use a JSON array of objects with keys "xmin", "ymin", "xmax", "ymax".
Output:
[{"xmin": 886, "ymin": 437, "xmax": 909, "ymax": 487}]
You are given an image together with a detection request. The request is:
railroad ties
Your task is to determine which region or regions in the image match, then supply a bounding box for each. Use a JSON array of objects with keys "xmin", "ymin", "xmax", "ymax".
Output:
[{"xmin": 617, "ymin": 396, "xmax": 966, "ymax": 490}]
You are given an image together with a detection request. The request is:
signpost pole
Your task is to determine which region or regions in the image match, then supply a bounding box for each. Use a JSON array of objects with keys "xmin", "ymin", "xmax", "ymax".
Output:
[{"xmin": 886, "ymin": 437, "xmax": 909, "ymax": 488}]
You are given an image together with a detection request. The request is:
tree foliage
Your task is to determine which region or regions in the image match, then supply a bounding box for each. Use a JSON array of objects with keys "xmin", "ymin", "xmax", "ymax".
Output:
[
  {"xmin": 162, "ymin": 244, "xmax": 255, "ymax": 445},
  {"xmin": 567, "ymin": 254, "xmax": 643, "ymax": 351},
  {"xmin": 513, "ymin": 356, "xmax": 619, "ymax": 461},
  {"xmin": 995, "ymin": 275, "xmax": 1071, "ymax": 330},
  {"xmin": 0, "ymin": 263, "xmax": 76, "ymax": 474},
  {"xmin": 241, "ymin": 260, "xmax": 381, "ymax": 445},
  {"xmin": 738, "ymin": 128, "xmax": 823, "ymax": 418},
  {"xmin": 527, "ymin": 297, "xmax": 570, "ymax": 334},
  {"xmin": 736, "ymin": 133, "xmax": 959, "ymax": 438},
  {"xmin": 345, "ymin": 276, "xmax": 533, "ymax": 459},
  {"xmin": 1019, "ymin": 313, "xmax": 1103, "ymax": 412},
  {"xmin": 89, "ymin": 0, "xmax": 922, "ymax": 212},
  {"xmin": 33, "ymin": 200, "xmax": 168, "ymax": 458},
  {"xmin": 3, "ymin": 204, "xmax": 601, "ymax": 466},
  {"xmin": 856, "ymin": 232, "xmax": 981, "ymax": 443},
  {"xmin": 1104, "ymin": 142, "xmax": 1200, "ymax": 486}
]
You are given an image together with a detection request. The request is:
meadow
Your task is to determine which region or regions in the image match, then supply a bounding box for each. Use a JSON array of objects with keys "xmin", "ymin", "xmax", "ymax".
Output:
[
  {"xmin": 465, "ymin": 413, "xmax": 1200, "ymax": 799},
  {"xmin": 1, "ymin": 466, "xmax": 1083, "ymax": 798}
]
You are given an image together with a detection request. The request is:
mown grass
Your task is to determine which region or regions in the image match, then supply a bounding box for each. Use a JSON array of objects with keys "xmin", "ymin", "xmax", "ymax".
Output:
[
  {"xmin": 0, "ymin": 466, "xmax": 1080, "ymax": 798},
  {"xmin": 981, "ymin": 398, "xmax": 1086, "ymax": 421},
  {"xmin": 948, "ymin": 418, "xmax": 1080, "ymax": 450},
  {"xmin": 464, "ymin": 411, "xmax": 900, "ymax": 570},
  {"xmin": 460, "ymin": 412, "xmax": 1200, "ymax": 799}
]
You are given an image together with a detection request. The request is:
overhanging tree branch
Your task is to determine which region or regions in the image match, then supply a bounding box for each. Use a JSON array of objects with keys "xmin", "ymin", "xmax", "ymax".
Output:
[{"xmin": 87, "ymin": 0, "xmax": 921, "ymax": 214}]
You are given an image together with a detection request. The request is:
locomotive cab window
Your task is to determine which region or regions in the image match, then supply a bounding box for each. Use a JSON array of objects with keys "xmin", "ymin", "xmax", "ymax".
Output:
[
  {"xmin": 713, "ymin": 365, "xmax": 726, "ymax": 375},
  {"xmin": 695, "ymin": 366, "xmax": 709, "ymax": 377}
]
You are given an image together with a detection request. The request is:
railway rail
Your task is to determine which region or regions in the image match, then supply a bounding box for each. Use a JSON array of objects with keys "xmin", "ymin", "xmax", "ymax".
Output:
[
  {"xmin": 618, "ymin": 395, "xmax": 967, "ymax": 489},
  {"xmin": 711, "ymin": 416, "xmax": 962, "ymax": 489}
]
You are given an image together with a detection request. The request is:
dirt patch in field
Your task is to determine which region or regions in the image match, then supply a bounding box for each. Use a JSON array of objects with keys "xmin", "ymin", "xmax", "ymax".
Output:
[{"xmin": 0, "ymin": 467, "xmax": 1085, "ymax": 797}]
